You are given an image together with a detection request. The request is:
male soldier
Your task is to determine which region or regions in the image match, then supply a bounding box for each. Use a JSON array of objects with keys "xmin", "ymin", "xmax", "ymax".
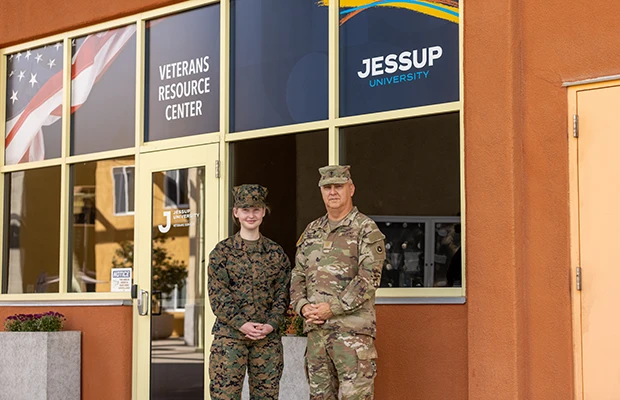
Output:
[
  {"xmin": 291, "ymin": 165, "xmax": 386, "ymax": 400},
  {"xmin": 208, "ymin": 184, "xmax": 291, "ymax": 400}
]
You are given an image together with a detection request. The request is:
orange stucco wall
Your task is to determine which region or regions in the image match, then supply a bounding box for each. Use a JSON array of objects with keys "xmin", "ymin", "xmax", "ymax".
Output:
[
  {"xmin": 0, "ymin": 306, "xmax": 132, "ymax": 400},
  {"xmin": 376, "ymin": 305, "xmax": 468, "ymax": 400},
  {"xmin": 464, "ymin": 0, "xmax": 620, "ymax": 398}
]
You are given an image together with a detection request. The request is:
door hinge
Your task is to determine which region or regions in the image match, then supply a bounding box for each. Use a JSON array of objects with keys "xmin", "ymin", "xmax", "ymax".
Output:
[
  {"xmin": 215, "ymin": 159, "xmax": 220, "ymax": 178},
  {"xmin": 576, "ymin": 266, "xmax": 582, "ymax": 291},
  {"xmin": 573, "ymin": 114, "xmax": 579, "ymax": 138}
]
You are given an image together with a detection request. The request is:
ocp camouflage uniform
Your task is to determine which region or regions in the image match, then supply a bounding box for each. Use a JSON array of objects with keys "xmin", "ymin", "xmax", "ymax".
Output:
[
  {"xmin": 208, "ymin": 184, "xmax": 291, "ymax": 400},
  {"xmin": 291, "ymin": 206, "xmax": 386, "ymax": 400}
]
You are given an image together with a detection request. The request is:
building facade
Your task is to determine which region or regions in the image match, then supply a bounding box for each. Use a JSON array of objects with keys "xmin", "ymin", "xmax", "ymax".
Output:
[{"xmin": 1, "ymin": 0, "xmax": 618, "ymax": 398}]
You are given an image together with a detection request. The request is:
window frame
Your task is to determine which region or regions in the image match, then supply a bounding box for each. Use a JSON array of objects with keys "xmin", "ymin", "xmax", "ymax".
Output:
[{"xmin": 0, "ymin": 0, "xmax": 464, "ymax": 303}]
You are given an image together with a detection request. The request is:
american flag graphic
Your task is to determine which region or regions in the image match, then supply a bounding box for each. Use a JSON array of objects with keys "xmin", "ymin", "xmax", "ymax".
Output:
[{"xmin": 4, "ymin": 25, "xmax": 136, "ymax": 165}]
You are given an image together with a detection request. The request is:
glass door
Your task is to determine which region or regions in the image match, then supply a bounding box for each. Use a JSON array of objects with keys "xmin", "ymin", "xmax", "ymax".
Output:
[{"xmin": 135, "ymin": 144, "xmax": 219, "ymax": 400}]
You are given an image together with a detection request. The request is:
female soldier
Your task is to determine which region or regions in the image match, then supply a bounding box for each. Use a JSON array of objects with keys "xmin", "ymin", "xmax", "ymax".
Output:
[{"xmin": 208, "ymin": 184, "xmax": 291, "ymax": 400}]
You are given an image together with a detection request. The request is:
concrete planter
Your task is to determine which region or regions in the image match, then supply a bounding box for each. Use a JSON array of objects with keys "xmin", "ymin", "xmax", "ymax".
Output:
[
  {"xmin": 242, "ymin": 336, "xmax": 309, "ymax": 400},
  {"xmin": 151, "ymin": 312, "xmax": 175, "ymax": 340},
  {"xmin": 0, "ymin": 331, "xmax": 81, "ymax": 400}
]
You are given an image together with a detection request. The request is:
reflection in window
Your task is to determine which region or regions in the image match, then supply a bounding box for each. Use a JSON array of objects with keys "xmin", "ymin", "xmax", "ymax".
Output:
[
  {"xmin": 69, "ymin": 158, "xmax": 135, "ymax": 293},
  {"xmin": 5, "ymin": 44, "xmax": 64, "ymax": 165},
  {"xmin": 113, "ymin": 166, "xmax": 135, "ymax": 215},
  {"xmin": 3, "ymin": 167, "xmax": 61, "ymax": 293},
  {"xmin": 341, "ymin": 113, "xmax": 461, "ymax": 287},
  {"xmin": 164, "ymin": 169, "xmax": 189, "ymax": 208},
  {"xmin": 230, "ymin": 0, "xmax": 328, "ymax": 132},
  {"xmin": 71, "ymin": 25, "xmax": 137, "ymax": 155},
  {"xmin": 230, "ymin": 131, "xmax": 328, "ymax": 261}
]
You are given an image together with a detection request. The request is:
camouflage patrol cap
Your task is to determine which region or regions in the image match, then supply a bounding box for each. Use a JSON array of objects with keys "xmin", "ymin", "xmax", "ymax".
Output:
[
  {"xmin": 318, "ymin": 165, "xmax": 352, "ymax": 187},
  {"xmin": 232, "ymin": 184, "xmax": 268, "ymax": 208}
]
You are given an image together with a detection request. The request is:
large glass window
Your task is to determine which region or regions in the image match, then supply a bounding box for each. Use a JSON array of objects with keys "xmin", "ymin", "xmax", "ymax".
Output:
[
  {"xmin": 5, "ymin": 43, "xmax": 64, "ymax": 165},
  {"xmin": 3, "ymin": 167, "xmax": 61, "ymax": 293},
  {"xmin": 230, "ymin": 0, "xmax": 328, "ymax": 132},
  {"xmin": 145, "ymin": 5, "xmax": 220, "ymax": 142},
  {"xmin": 69, "ymin": 158, "xmax": 135, "ymax": 293},
  {"xmin": 71, "ymin": 26, "xmax": 137, "ymax": 155},
  {"xmin": 341, "ymin": 113, "xmax": 461, "ymax": 287},
  {"xmin": 230, "ymin": 131, "xmax": 328, "ymax": 260},
  {"xmin": 339, "ymin": 1, "xmax": 460, "ymax": 117}
]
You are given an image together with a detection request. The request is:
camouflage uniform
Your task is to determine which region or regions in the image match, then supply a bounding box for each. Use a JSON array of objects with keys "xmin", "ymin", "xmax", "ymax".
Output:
[
  {"xmin": 208, "ymin": 184, "xmax": 291, "ymax": 400},
  {"xmin": 291, "ymin": 166, "xmax": 386, "ymax": 400}
]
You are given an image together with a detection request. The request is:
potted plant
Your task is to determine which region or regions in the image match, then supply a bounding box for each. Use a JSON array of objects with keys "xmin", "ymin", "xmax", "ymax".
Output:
[
  {"xmin": 112, "ymin": 237, "xmax": 188, "ymax": 339},
  {"xmin": 0, "ymin": 311, "xmax": 80, "ymax": 400}
]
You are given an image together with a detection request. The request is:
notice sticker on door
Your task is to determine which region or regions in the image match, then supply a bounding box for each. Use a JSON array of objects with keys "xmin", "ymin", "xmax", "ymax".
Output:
[{"xmin": 111, "ymin": 268, "xmax": 132, "ymax": 292}]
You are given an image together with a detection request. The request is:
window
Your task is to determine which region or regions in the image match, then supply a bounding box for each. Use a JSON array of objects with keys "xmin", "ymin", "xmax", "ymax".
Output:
[
  {"xmin": 230, "ymin": 0, "xmax": 328, "ymax": 132},
  {"xmin": 70, "ymin": 25, "xmax": 137, "ymax": 155},
  {"xmin": 164, "ymin": 169, "xmax": 189, "ymax": 208},
  {"xmin": 70, "ymin": 158, "xmax": 135, "ymax": 293},
  {"xmin": 0, "ymin": 1, "xmax": 462, "ymax": 302},
  {"xmin": 230, "ymin": 131, "xmax": 328, "ymax": 260},
  {"xmin": 3, "ymin": 167, "xmax": 61, "ymax": 294},
  {"xmin": 339, "ymin": 1, "xmax": 459, "ymax": 117},
  {"xmin": 113, "ymin": 166, "xmax": 136, "ymax": 215},
  {"xmin": 341, "ymin": 113, "xmax": 461, "ymax": 289},
  {"xmin": 145, "ymin": 5, "xmax": 220, "ymax": 141},
  {"xmin": 4, "ymin": 43, "xmax": 64, "ymax": 165}
]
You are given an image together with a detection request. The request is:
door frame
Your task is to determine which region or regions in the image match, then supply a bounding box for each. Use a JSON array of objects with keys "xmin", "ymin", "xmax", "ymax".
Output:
[
  {"xmin": 132, "ymin": 143, "xmax": 219, "ymax": 400},
  {"xmin": 567, "ymin": 78, "xmax": 620, "ymax": 400}
]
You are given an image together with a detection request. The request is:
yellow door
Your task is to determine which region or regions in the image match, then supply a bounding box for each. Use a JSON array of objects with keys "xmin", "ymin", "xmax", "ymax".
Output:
[
  {"xmin": 134, "ymin": 144, "xmax": 219, "ymax": 400},
  {"xmin": 574, "ymin": 85, "xmax": 620, "ymax": 399}
]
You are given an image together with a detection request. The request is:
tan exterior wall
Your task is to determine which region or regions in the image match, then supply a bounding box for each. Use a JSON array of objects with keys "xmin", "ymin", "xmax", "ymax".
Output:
[{"xmin": 0, "ymin": 306, "xmax": 132, "ymax": 400}]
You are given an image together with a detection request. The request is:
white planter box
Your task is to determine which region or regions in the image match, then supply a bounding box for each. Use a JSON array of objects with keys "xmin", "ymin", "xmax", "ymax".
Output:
[
  {"xmin": 242, "ymin": 336, "xmax": 309, "ymax": 400},
  {"xmin": 0, "ymin": 331, "xmax": 81, "ymax": 400}
]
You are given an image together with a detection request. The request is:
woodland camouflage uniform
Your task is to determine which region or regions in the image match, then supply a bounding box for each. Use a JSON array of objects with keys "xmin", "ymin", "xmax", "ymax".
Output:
[{"xmin": 208, "ymin": 184, "xmax": 291, "ymax": 400}]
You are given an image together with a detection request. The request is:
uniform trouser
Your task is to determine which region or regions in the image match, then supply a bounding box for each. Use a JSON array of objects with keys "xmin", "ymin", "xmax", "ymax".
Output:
[
  {"xmin": 209, "ymin": 335, "xmax": 283, "ymax": 400},
  {"xmin": 305, "ymin": 330, "xmax": 378, "ymax": 400}
]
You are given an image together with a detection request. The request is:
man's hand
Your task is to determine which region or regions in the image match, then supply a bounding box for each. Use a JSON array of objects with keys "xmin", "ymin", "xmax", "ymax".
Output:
[
  {"xmin": 301, "ymin": 303, "xmax": 332, "ymax": 324},
  {"xmin": 239, "ymin": 322, "xmax": 266, "ymax": 340},
  {"xmin": 311, "ymin": 302, "xmax": 334, "ymax": 321}
]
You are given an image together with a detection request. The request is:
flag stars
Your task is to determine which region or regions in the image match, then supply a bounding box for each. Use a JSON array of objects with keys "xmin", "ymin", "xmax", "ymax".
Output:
[
  {"xmin": 35, "ymin": 53, "xmax": 43, "ymax": 63},
  {"xmin": 29, "ymin": 73, "xmax": 38, "ymax": 87},
  {"xmin": 17, "ymin": 71, "xmax": 25, "ymax": 81},
  {"xmin": 15, "ymin": 52, "xmax": 22, "ymax": 61},
  {"xmin": 54, "ymin": 42, "xmax": 62, "ymax": 51},
  {"xmin": 10, "ymin": 90, "xmax": 18, "ymax": 104},
  {"xmin": 9, "ymin": 70, "xmax": 14, "ymax": 77},
  {"xmin": 25, "ymin": 50, "xmax": 31, "ymax": 60},
  {"xmin": 8, "ymin": 54, "xmax": 13, "ymax": 61},
  {"xmin": 47, "ymin": 59, "xmax": 56, "ymax": 69}
]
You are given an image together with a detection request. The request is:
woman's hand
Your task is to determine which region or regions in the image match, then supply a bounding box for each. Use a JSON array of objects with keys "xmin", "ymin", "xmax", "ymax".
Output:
[{"xmin": 240, "ymin": 322, "xmax": 266, "ymax": 340}]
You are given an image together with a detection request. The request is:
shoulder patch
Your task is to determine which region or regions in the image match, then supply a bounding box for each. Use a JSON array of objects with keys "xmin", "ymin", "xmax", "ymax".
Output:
[{"xmin": 366, "ymin": 230, "xmax": 385, "ymax": 243}]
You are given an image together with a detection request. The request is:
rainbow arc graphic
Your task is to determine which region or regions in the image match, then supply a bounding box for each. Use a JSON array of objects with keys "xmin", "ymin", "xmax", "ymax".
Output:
[{"xmin": 320, "ymin": 0, "xmax": 459, "ymax": 25}]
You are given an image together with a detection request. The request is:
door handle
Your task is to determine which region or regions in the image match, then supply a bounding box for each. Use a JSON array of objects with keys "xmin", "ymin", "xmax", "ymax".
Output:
[{"xmin": 137, "ymin": 289, "xmax": 149, "ymax": 316}]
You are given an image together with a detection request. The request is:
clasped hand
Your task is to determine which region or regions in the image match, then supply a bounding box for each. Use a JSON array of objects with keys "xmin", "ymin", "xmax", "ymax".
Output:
[
  {"xmin": 239, "ymin": 322, "xmax": 273, "ymax": 340},
  {"xmin": 301, "ymin": 302, "xmax": 334, "ymax": 324}
]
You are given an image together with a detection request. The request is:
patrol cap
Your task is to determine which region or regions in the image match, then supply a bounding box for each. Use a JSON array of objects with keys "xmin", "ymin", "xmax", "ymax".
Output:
[
  {"xmin": 232, "ymin": 184, "xmax": 268, "ymax": 208},
  {"xmin": 318, "ymin": 165, "xmax": 352, "ymax": 187}
]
